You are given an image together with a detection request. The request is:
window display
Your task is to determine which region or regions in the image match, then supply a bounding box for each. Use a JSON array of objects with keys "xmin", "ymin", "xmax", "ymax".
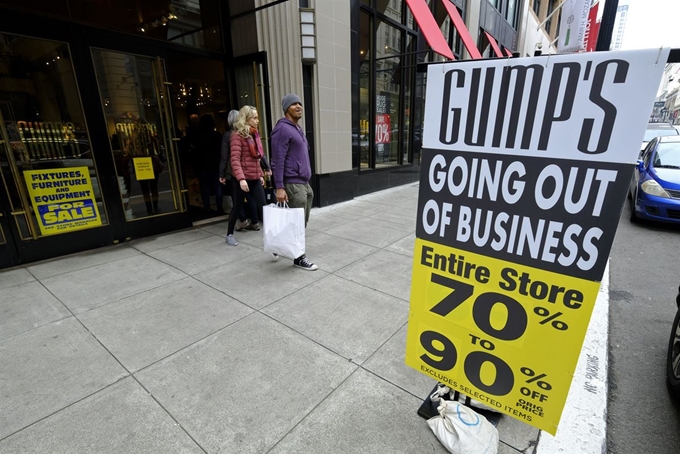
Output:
[{"xmin": 0, "ymin": 32, "xmax": 107, "ymax": 239}]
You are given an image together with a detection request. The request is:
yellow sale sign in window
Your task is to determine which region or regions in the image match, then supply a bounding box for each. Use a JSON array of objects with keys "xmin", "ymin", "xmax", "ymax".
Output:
[
  {"xmin": 24, "ymin": 166, "xmax": 102, "ymax": 236},
  {"xmin": 406, "ymin": 48, "xmax": 669, "ymax": 435}
]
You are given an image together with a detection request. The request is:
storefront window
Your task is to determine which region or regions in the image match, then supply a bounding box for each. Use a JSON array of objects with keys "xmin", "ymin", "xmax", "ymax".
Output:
[
  {"xmin": 0, "ymin": 0, "xmax": 68, "ymax": 17},
  {"xmin": 478, "ymin": 30, "xmax": 492, "ymax": 58},
  {"xmin": 72, "ymin": 0, "xmax": 222, "ymax": 52},
  {"xmin": 375, "ymin": 20, "xmax": 402, "ymax": 167},
  {"xmin": 506, "ymin": 0, "xmax": 518, "ymax": 27},
  {"xmin": 0, "ymin": 0, "xmax": 222, "ymax": 52},
  {"xmin": 358, "ymin": 3, "xmax": 419, "ymax": 170},
  {"xmin": 0, "ymin": 33, "xmax": 107, "ymax": 239},
  {"xmin": 405, "ymin": 5, "xmax": 415, "ymax": 29},
  {"xmin": 377, "ymin": 0, "xmax": 403, "ymax": 23}
]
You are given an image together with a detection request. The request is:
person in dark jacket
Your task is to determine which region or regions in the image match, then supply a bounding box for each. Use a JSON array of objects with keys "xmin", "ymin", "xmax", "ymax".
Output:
[
  {"xmin": 196, "ymin": 114, "xmax": 224, "ymax": 213},
  {"xmin": 270, "ymin": 93, "xmax": 317, "ymax": 271},
  {"xmin": 225, "ymin": 105, "xmax": 269, "ymax": 246}
]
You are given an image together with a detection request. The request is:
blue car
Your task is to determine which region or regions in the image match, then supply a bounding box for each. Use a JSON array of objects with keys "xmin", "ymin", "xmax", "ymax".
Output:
[{"xmin": 629, "ymin": 135, "xmax": 680, "ymax": 223}]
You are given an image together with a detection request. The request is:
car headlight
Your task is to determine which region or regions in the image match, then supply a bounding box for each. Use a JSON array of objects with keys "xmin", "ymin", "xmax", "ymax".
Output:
[{"xmin": 641, "ymin": 179, "xmax": 671, "ymax": 198}]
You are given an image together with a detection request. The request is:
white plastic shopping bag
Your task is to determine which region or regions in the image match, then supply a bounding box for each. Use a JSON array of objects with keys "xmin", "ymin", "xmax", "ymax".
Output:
[
  {"xmin": 263, "ymin": 203, "xmax": 305, "ymax": 259},
  {"xmin": 427, "ymin": 399, "xmax": 499, "ymax": 454}
]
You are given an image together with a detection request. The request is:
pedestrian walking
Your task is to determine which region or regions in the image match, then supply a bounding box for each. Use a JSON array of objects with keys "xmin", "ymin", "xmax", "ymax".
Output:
[
  {"xmin": 220, "ymin": 109, "xmax": 256, "ymax": 230},
  {"xmin": 270, "ymin": 93, "xmax": 317, "ymax": 271},
  {"xmin": 225, "ymin": 106, "xmax": 268, "ymax": 246}
]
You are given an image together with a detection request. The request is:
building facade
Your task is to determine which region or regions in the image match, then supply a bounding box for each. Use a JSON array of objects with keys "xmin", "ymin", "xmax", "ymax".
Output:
[
  {"xmin": 611, "ymin": 0, "xmax": 629, "ymax": 51},
  {"xmin": 0, "ymin": 0, "xmax": 524, "ymax": 269},
  {"xmin": 655, "ymin": 63, "xmax": 680, "ymax": 124}
]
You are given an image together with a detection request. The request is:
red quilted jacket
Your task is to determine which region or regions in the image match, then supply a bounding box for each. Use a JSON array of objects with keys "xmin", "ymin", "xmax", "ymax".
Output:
[{"xmin": 230, "ymin": 132, "xmax": 264, "ymax": 181}]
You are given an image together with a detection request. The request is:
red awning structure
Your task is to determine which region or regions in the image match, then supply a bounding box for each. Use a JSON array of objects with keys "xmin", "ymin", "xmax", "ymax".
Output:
[
  {"xmin": 439, "ymin": 0, "xmax": 482, "ymax": 59},
  {"xmin": 504, "ymin": 48, "xmax": 513, "ymax": 57},
  {"xmin": 484, "ymin": 30, "xmax": 504, "ymax": 58},
  {"xmin": 405, "ymin": 0, "xmax": 455, "ymax": 60}
]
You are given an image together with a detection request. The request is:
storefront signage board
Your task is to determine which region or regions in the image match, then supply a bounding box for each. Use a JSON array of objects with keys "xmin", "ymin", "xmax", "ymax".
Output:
[
  {"xmin": 405, "ymin": 49, "xmax": 669, "ymax": 434},
  {"xmin": 24, "ymin": 166, "xmax": 102, "ymax": 236}
]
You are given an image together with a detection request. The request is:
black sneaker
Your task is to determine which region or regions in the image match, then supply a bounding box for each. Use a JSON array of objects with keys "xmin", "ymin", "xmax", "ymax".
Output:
[{"xmin": 294, "ymin": 254, "xmax": 318, "ymax": 271}]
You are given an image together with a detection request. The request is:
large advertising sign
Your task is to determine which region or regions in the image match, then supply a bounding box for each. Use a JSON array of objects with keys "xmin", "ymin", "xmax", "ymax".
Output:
[
  {"xmin": 405, "ymin": 49, "xmax": 669, "ymax": 434},
  {"xmin": 24, "ymin": 166, "xmax": 102, "ymax": 236}
]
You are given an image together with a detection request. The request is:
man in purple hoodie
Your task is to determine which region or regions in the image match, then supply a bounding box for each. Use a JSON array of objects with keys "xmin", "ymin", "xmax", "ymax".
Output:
[{"xmin": 271, "ymin": 93, "xmax": 318, "ymax": 271}]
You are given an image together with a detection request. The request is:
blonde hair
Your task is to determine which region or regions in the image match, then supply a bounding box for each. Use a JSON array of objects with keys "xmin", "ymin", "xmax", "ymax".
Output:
[{"xmin": 234, "ymin": 105, "xmax": 257, "ymax": 138}]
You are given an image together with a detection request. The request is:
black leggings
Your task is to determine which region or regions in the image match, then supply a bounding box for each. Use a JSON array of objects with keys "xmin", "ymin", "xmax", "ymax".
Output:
[{"xmin": 228, "ymin": 178, "xmax": 266, "ymax": 235}]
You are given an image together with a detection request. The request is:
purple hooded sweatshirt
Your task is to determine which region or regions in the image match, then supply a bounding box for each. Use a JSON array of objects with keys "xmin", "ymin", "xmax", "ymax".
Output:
[{"xmin": 271, "ymin": 118, "xmax": 312, "ymax": 189}]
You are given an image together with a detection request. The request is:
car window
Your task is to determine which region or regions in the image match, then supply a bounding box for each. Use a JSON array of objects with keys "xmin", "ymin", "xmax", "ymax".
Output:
[
  {"xmin": 642, "ymin": 139, "xmax": 657, "ymax": 164},
  {"xmin": 652, "ymin": 143, "xmax": 680, "ymax": 168},
  {"xmin": 643, "ymin": 128, "xmax": 679, "ymax": 141}
]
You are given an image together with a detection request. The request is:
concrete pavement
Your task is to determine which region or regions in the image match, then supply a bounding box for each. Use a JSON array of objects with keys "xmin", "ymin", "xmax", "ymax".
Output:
[{"xmin": 0, "ymin": 183, "xmax": 608, "ymax": 453}]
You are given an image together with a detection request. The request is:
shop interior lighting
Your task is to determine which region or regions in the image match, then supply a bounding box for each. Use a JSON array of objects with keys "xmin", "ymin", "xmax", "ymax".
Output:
[{"xmin": 138, "ymin": 11, "xmax": 178, "ymax": 34}]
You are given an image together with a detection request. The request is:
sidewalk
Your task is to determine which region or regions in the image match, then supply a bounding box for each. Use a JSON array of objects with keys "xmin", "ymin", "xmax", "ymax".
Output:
[{"xmin": 0, "ymin": 183, "xmax": 607, "ymax": 454}]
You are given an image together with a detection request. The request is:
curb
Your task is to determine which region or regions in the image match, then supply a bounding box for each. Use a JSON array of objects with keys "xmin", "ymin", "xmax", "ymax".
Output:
[{"xmin": 535, "ymin": 262, "xmax": 610, "ymax": 454}]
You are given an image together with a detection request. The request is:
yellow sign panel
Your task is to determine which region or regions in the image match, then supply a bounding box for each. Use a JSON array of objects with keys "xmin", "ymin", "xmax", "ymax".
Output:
[
  {"xmin": 24, "ymin": 166, "xmax": 102, "ymax": 236},
  {"xmin": 133, "ymin": 157, "xmax": 155, "ymax": 180},
  {"xmin": 406, "ymin": 238, "xmax": 601, "ymax": 435}
]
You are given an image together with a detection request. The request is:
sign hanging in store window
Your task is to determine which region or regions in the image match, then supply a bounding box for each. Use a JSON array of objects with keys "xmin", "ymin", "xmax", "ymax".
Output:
[
  {"xmin": 24, "ymin": 166, "xmax": 102, "ymax": 236},
  {"xmin": 133, "ymin": 157, "xmax": 156, "ymax": 180}
]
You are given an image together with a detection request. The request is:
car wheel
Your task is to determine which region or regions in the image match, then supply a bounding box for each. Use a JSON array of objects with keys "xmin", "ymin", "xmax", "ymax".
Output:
[
  {"xmin": 667, "ymin": 308, "xmax": 680, "ymax": 399},
  {"xmin": 629, "ymin": 193, "xmax": 639, "ymax": 222}
]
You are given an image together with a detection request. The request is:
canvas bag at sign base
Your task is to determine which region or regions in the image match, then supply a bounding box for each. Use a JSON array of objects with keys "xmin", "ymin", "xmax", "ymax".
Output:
[
  {"xmin": 263, "ymin": 203, "xmax": 305, "ymax": 260},
  {"xmin": 427, "ymin": 399, "xmax": 499, "ymax": 454}
]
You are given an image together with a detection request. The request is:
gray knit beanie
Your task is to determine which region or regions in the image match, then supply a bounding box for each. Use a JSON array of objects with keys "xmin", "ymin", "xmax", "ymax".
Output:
[{"xmin": 282, "ymin": 93, "xmax": 302, "ymax": 114}]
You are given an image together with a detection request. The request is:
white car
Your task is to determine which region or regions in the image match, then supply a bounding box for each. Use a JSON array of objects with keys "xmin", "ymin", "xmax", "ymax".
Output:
[{"xmin": 642, "ymin": 123, "xmax": 679, "ymax": 153}]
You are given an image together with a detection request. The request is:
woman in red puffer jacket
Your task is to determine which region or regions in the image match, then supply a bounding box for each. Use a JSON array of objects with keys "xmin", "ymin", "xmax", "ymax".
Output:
[{"xmin": 225, "ymin": 105, "xmax": 270, "ymax": 246}]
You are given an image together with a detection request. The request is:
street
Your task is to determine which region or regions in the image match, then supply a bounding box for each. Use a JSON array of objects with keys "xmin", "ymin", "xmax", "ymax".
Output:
[{"xmin": 607, "ymin": 196, "xmax": 680, "ymax": 453}]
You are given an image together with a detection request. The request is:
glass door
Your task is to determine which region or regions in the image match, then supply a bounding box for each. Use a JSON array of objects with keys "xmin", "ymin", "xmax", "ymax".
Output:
[
  {"xmin": 92, "ymin": 49, "xmax": 185, "ymax": 223},
  {"xmin": 165, "ymin": 54, "xmax": 230, "ymax": 222}
]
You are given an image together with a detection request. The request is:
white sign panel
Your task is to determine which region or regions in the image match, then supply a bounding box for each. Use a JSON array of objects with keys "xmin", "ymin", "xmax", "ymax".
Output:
[{"xmin": 423, "ymin": 49, "xmax": 670, "ymax": 164}]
